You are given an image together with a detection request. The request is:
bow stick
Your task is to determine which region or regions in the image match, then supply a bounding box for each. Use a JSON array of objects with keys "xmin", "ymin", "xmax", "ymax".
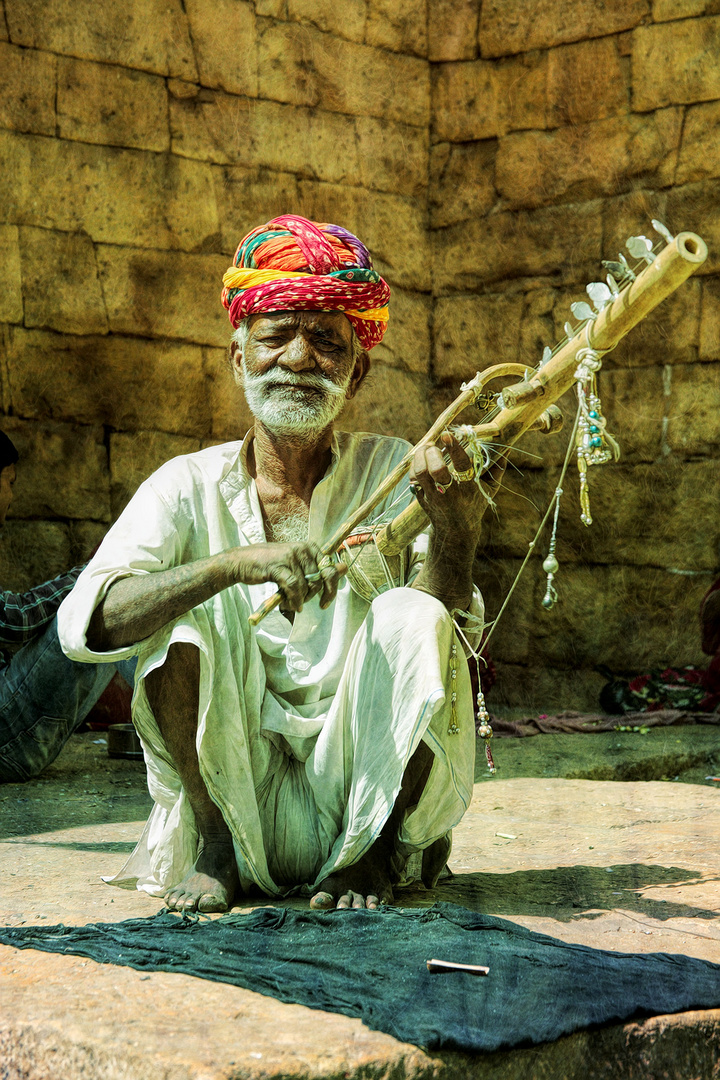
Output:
[
  {"xmin": 247, "ymin": 366, "xmax": 507, "ymax": 626},
  {"xmin": 249, "ymin": 227, "xmax": 707, "ymax": 626},
  {"xmin": 375, "ymin": 228, "xmax": 707, "ymax": 556}
]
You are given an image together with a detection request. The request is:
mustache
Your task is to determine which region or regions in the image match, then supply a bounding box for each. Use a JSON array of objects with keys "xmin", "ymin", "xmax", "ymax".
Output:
[{"xmin": 242, "ymin": 366, "xmax": 349, "ymax": 398}]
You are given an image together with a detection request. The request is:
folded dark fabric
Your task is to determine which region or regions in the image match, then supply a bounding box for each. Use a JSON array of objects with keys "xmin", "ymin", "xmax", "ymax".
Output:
[{"xmin": 1, "ymin": 902, "xmax": 719, "ymax": 1053}]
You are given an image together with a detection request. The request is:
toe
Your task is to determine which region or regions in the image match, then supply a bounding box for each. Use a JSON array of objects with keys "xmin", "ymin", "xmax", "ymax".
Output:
[
  {"xmin": 351, "ymin": 892, "xmax": 365, "ymax": 909},
  {"xmin": 198, "ymin": 892, "xmax": 228, "ymax": 913},
  {"xmin": 366, "ymin": 895, "xmax": 379, "ymax": 909},
  {"xmin": 337, "ymin": 893, "xmax": 352, "ymax": 909},
  {"xmin": 309, "ymin": 891, "xmax": 335, "ymax": 910}
]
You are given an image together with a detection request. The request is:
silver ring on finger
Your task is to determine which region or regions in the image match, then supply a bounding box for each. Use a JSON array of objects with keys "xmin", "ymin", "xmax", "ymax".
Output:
[
  {"xmin": 409, "ymin": 481, "xmax": 423, "ymax": 498},
  {"xmin": 449, "ymin": 464, "xmax": 476, "ymax": 483},
  {"xmin": 304, "ymin": 570, "xmax": 323, "ymax": 583}
]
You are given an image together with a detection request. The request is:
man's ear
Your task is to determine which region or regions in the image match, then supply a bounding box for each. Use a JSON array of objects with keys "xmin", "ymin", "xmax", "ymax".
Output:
[
  {"xmin": 346, "ymin": 351, "xmax": 370, "ymax": 399},
  {"xmin": 228, "ymin": 339, "xmax": 243, "ymax": 386}
]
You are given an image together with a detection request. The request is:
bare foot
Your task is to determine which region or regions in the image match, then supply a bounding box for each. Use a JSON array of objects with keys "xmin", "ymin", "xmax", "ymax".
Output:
[
  {"xmin": 164, "ymin": 839, "xmax": 239, "ymax": 913},
  {"xmin": 310, "ymin": 847, "xmax": 393, "ymax": 910}
]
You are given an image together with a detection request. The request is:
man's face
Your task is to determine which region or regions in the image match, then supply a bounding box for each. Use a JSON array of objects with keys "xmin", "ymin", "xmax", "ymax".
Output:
[
  {"xmin": 232, "ymin": 310, "xmax": 369, "ymax": 436},
  {"xmin": 0, "ymin": 464, "xmax": 16, "ymax": 527}
]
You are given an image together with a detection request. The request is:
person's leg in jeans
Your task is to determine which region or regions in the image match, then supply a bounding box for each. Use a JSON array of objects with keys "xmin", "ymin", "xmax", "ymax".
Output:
[{"xmin": 0, "ymin": 617, "xmax": 134, "ymax": 782}]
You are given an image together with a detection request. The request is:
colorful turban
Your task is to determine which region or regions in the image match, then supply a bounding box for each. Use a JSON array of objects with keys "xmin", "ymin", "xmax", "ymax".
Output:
[{"xmin": 221, "ymin": 214, "xmax": 390, "ymax": 350}]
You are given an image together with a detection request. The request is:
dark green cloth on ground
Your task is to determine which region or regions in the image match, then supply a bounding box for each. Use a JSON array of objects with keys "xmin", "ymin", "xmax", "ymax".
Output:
[{"xmin": 1, "ymin": 902, "xmax": 719, "ymax": 1053}]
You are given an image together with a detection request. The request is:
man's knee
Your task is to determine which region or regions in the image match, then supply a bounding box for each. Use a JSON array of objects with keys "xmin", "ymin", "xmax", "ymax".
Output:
[
  {"xmin": 144, "ymin": 641, "xmax": 201, "ymax": 714},
  {"xmin": 369, "ymin": 587, "xmax": 453, "ymax": 654}
]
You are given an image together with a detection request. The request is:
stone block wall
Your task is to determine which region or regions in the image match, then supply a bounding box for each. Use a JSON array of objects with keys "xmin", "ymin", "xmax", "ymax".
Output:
[
  {"xmin": 432, "ymin": 0, "xmax": 720, "ymax": 710},
  {"xmin": 0, "ymin": 0, "xmax": 717, "ymax": 711},
  {"xmin": 0, "ymin": 0, "xmax": 432, "ymax": 593}
]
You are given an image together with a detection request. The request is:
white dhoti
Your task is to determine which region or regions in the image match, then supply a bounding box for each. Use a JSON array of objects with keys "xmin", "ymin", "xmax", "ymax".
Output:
[
  {"xmin": 58, "ymin": 435, "xmax": 483, "ymax": 899},
  {"xmin": 111, "ymin": 587, "xmax": 475, "ymax": 898}
]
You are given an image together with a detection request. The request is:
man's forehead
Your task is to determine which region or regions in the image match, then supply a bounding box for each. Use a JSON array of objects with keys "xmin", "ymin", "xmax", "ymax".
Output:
[{"xmin": 248, "ymin": 310, "xmax": 352, "ymax": 337}]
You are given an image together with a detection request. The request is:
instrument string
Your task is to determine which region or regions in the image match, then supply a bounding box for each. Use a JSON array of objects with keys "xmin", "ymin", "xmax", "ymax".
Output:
[{"xmin": 481, "ymin": 401, "xmax": 583, "ymax": 654}]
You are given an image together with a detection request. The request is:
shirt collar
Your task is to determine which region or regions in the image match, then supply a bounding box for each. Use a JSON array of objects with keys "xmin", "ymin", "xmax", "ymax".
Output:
[{"xmin": 218, "ymin": 427, "xmax": 342, "ymax": 540}]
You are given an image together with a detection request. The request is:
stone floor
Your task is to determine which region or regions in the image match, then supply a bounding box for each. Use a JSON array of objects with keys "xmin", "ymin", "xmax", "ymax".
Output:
[{"xmin": 1, "ymin": 724, "xmax": 719, "ymax": 1080}]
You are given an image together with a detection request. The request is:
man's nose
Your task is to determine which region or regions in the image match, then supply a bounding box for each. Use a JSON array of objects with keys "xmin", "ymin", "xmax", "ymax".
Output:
[{"xmin": 277, "ymin": 333, "xmax": 316, "ymax": 371}]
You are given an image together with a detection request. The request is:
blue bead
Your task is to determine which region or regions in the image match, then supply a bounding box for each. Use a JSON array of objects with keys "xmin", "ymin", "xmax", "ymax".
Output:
[
  {"xmin": 589, "ymin": 410, "xmax": 599, "ymax": 419},
  {"xmin": 590, "ymin": 424, "xmax": 599, "ymax": 433},
  {"xmin": 590, "ymin": 436, "xmax": 602, "ymax": 447}
]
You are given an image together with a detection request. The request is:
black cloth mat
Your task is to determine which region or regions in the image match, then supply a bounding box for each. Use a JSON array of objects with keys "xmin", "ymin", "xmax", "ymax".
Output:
[{"xmin": 1, "ymin": 902, "xmax": 719, "ymax": 1053}]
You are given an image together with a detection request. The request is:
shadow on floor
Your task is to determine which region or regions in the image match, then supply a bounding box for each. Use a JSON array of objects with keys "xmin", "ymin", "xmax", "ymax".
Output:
[
  {"xmin": 1, "ymin": 838, "xmax": 138, "ymax": 854},
  {"xmin": 0, "ymin": 795, "xmax": 152, "ymax": 840},
  {"xmin": 396, "ymin": 864, "xmax": 720, "ymax": 922}
]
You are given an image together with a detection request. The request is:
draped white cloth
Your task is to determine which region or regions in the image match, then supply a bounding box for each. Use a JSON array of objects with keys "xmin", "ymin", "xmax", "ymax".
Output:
[{"xmin": 58, "ymin": 432, "xmax": 481, "ymax": 897}]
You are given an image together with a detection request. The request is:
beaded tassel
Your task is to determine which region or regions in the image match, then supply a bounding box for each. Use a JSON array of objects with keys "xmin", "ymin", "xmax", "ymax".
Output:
[
  {"xmin": 449, "ymin": 615, "xmax": 496, "ymax": 774},
  {"xmin": 476, "ymin": 684, "xmax": 496, "ymax": 774},
  {"xmin": 575, "ymin": 372, "xmax": 617, "ymax": 527},
  {"xmin": 541, "ymin": 486, "xmax": 563, "ymax": 610},
  {"xmin": 448, "ymin": 640, "xmax": 460, "ymax": 735}
]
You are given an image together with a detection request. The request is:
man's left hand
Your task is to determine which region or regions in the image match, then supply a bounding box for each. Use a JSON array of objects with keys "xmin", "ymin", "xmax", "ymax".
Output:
[{"xmin": 408, "ymin": 432, "xmax": 505, "ymax": 545}]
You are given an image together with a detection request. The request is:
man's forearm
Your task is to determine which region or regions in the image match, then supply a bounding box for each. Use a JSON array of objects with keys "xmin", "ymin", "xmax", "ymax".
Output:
[
  {"xmin": 87, "ymin": 551, "xmax": 240, "ymax": 652},
  {"xmin": 411, "ymin": 533, "xmax": 476, "ymax": 612}
]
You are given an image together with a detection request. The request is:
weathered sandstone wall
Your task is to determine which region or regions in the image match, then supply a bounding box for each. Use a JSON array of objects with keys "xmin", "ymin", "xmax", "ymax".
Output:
[
  {"xmin": 0, "ymin": 0, "xmax": 718, "ymax": 711},
  {"xmin": 0, "ymin": 0, "xmax": 431, "ymax": 586},
  {"xmin": 431, "ymin": 0, "xmax": 720, "ymax": 710}
]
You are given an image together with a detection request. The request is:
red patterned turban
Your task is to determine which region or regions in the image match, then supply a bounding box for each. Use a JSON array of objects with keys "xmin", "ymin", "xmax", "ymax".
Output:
[{"xmin": 221, "ymin": 214, "xmax": 390, "ymax": 350}]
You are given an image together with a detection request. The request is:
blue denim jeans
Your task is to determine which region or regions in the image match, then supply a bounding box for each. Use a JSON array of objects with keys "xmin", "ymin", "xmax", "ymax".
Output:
[{"xmin": 0, "ymin": 617, "xmax": 136, "ymax": 782}]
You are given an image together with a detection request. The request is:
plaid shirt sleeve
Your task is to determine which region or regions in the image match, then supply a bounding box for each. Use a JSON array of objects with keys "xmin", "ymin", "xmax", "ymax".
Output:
[{"xmin": 0, "ymin": 565, "xmax": 85, "ymax": 645}]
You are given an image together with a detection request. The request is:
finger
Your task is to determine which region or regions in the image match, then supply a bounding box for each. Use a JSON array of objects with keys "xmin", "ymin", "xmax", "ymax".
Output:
[
  {"xmin": 424, "ymin": 443, "xmax": 453, "ymax": 488},
  {"xmin": 274, "ymin": 566, "xmax": 308, "ymax": 612},
  {"xmin": 319, "ymin": 560, "xmax": 347, "ymax": 610},
  {"xmin": 295, "ymin": 544, "xmax": 321, "ymax": 582},
  {"xmin": 408, "ymin": 479, "xmax": 425, "ymax": 503},
  {"xmin": 412, "ymin": 442, "xmax": 451, "ymax": 494},
  {"xmin": 295, "ymin": 552, "xmax": 325, "ymax": 602},
  {"xmin": 440, "ymin": 432, "xmax": 474, "ymax": 475},
  {"xmin": 410, "ymin": 443, "xmax": 432, "ymax": 495}
]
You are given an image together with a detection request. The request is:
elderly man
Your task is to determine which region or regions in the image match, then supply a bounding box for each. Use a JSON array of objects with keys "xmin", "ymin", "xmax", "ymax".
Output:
[{"xmin": 58, "ymin": 215, "xmax": 498, "ymax": 913}]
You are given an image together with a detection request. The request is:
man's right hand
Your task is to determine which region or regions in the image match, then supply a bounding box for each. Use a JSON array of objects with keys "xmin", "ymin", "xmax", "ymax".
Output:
[{"xmin": 231, "ymin": 542, "xmax": 347, "ymax": 613}]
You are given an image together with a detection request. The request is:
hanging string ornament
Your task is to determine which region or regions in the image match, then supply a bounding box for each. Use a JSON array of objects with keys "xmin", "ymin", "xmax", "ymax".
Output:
[
  {"xmin": 450, "ymin": 610, "xmax": 495, "ymax": 772},
  {"xmin": 574, "ymin": 345, "xmax": 620, "ymax": 527}
]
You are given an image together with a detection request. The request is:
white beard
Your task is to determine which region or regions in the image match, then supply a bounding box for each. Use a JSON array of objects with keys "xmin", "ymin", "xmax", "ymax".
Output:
[
  {"xmin": 241, "ymin": 361, "xmax": 352, "ymax": 437},
  {"xmin": 266, "ymin": 514, "xmax": 309, "ymax": 543}
]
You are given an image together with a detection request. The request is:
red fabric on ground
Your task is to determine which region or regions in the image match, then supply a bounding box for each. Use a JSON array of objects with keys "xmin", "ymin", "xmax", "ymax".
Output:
[{"xmin": 489, "ymin": 708, "xmax": 720, "ymax": 739}]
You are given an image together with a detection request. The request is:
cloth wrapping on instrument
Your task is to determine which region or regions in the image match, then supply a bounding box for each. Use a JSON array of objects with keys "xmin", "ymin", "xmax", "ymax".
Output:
[{"xmin": 2, "ymin": 903, "xmax": 719, "ymax": 1053}]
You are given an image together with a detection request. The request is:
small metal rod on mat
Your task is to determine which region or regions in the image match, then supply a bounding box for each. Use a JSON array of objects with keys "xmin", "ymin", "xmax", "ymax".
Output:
[{"xmin": 426, "ymin": 959, "xmax": 489, "ymax": 976}]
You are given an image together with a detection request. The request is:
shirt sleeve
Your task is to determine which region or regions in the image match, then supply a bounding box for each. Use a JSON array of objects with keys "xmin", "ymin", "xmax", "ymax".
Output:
[
  {"xmin": 0, "ymin": 566, "xmax": 85, "ymax": 645},
  {"xmin": 57, "ymin": 474, "xmax": 186, "ymax": 664}
]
